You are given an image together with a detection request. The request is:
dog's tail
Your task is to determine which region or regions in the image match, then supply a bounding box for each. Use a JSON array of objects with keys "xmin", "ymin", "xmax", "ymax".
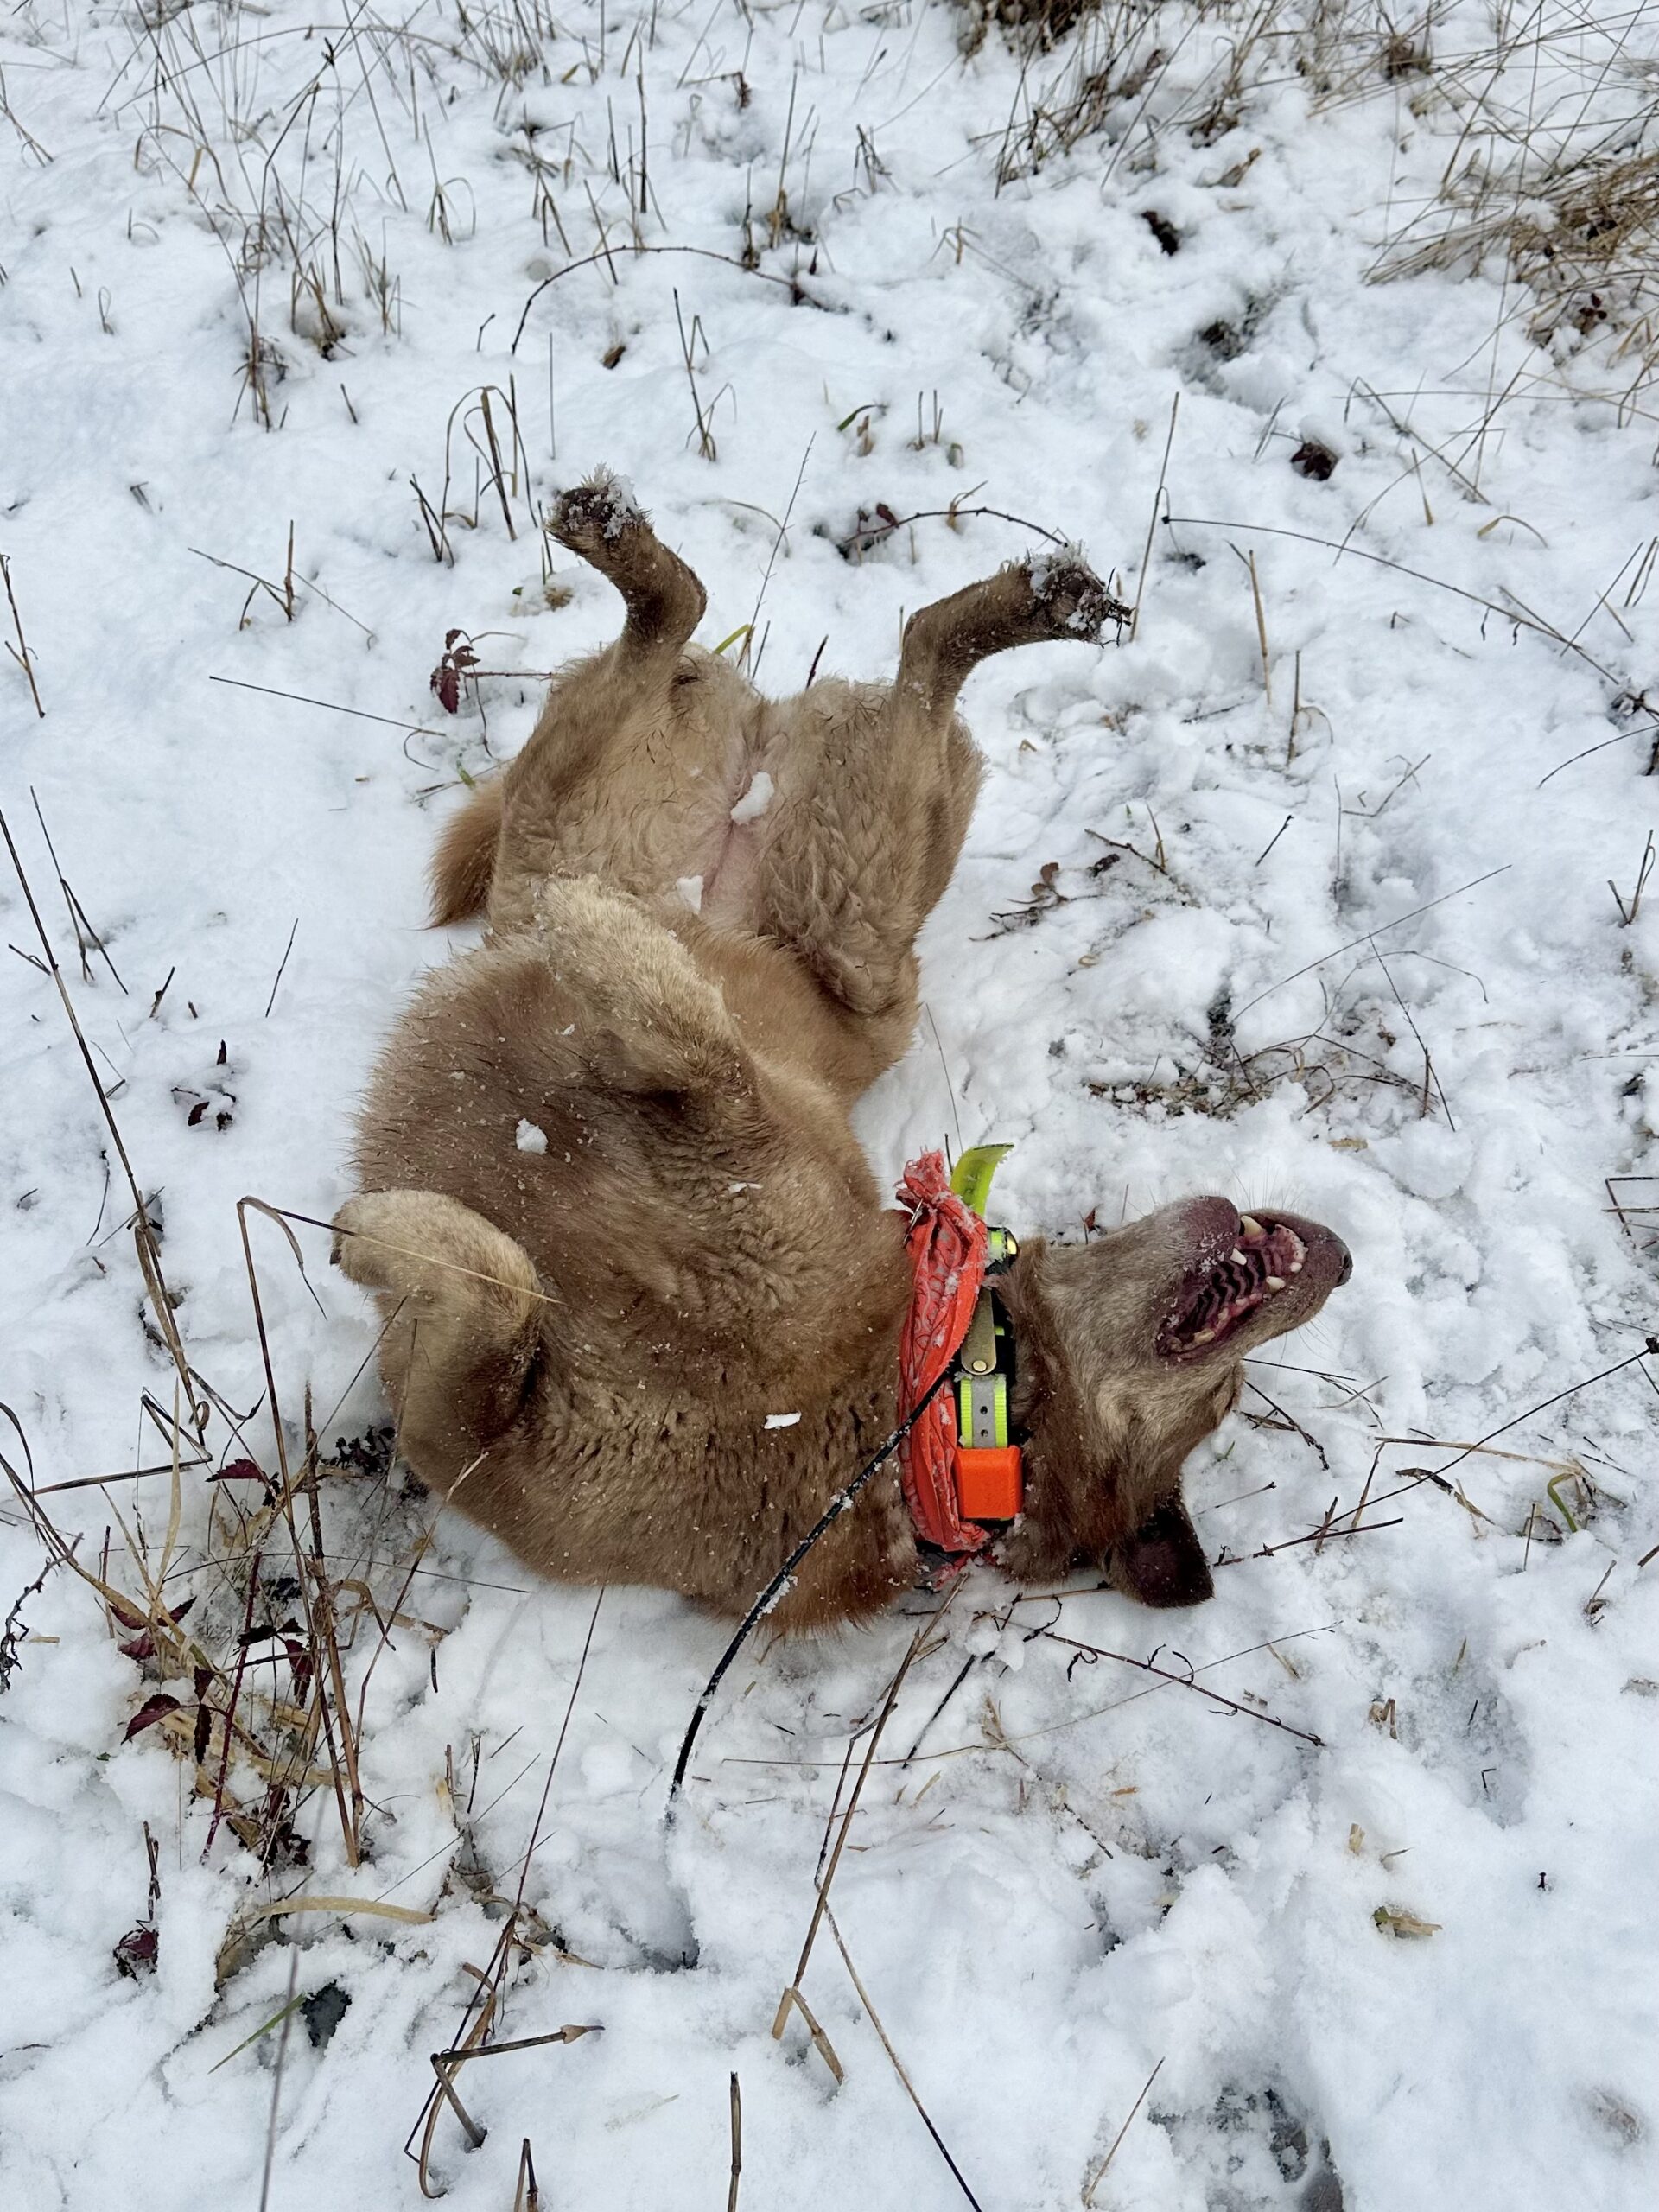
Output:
[{"xmin": 429, "ymin": 776, "xmax": 505, "ymax": 925}]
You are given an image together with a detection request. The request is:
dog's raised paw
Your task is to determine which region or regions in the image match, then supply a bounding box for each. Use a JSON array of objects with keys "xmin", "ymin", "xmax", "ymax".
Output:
[
  {"xmin": 1023, "ymin": 550, "xmax": 1130, "ymax": 640},
  {"xmin": 331, "ymin": 1192, "xmax": 403, "ymax": 1289},
  {"xmin": 548, "ymin": 467, "xmax": 647, "ymax": 551}
]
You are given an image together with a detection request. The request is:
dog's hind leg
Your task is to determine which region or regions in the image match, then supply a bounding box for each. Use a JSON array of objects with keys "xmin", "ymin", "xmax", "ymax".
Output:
[
  {"xmin": 546, "ymin": 471, "xmax": 708, "ymax": 653},
  {"xmin": 332, "ymin": 1190, "xmax": 545, "ymax": 1494},
  {"xmin": 760, "ymin": 554, "xmax": 1125, "ymax": 1040},
  {"xmin": 489, "ymin": 475, "xmax": 712, "ymax": 931}
]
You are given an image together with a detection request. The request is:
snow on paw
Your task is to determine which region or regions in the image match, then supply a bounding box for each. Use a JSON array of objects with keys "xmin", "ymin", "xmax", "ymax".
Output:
[
  {"xmin": 1021, "ymin": 548, "xmax": 1130, "ymax": 639},
  {"xmin": 547, "ymin": 467, "xmax": 647, "ymax": 554}
]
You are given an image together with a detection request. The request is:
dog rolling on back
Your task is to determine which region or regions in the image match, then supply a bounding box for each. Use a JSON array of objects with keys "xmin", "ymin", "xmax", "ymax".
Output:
[{"xmin": 336, "ymin": 477, "xmax": 1350, "ymax": 1630}]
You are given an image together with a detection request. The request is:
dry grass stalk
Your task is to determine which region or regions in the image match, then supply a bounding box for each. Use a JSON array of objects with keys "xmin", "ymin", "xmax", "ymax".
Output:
[
  {"xmin": 1610, "ymin": 830, "xmax": 1656, "ymax": 926},
  {"xmin": 772, "ymin": 1611, "xmax": 944, "ymax": 2068},
  {"xmin": 1, "ymin": 553, "xmax": 44, "ymax": 715},
  {"xmin": 1128, "ymin": 391, "xmax": 1178, "ymax": 641},
  {"xmin": 727, "ymin": 2073, "xmax": 742, "ymax": 2211},
  {"xmin": 1083, "ymin": 2055, "xmax": 1164, "ymax": 2205},
  {"xmin": 408, "ymin": 1587, "xmax": 606, "ymax": 2195},
  {"xmin": 1, "ymin": 810, "xmax": 201, "ymax": 1430},
  {"xmin": 29, "ymin": 788, "xmax": 124, "ymax": 990},
  {"xmin": 823, "ymin": 1904, "xmax": 986, "ymax": 2209},
  {"xmin": 237, "ymin": 1201, "xmax": 365, "ymax": 1866},
  {"xmin": 257, "ymin": 1950, "xmax": 302, "ymax": 2212},
  {"xmin": 3, "ymin": 1203, "xmax": 459, "ymax": 1927},
  {"xmin": 673, "ymin": 289, "xmax": 720, "ymax": 460}
]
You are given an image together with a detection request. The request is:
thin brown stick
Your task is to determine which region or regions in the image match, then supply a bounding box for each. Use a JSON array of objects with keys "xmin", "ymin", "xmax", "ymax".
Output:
[
  {"xmin": 1031, "ymin": 1630, "xmax": 1325, "ymax": 1747},
  {"xmin": 302, "ymin": 1395, "xmax": 365, "ymax": 1861},
  {"xmin": 824, "ymin": 1906, "xmax": 986, "ymax": 2210},
  {"xmin": 727, "ymin": 2073, "xmax": 742, "ymax": 2212},
  {"xmin": 1083, "ymin": 2056, "xmax": 1164, "ymax": 2205},
  {"xmin": 207, "ymin": 672, "xmax": 444, "ymax": 735},
  {"xmin": 442, "ymin": 2024, "xmax": 601, "ymax": 2066},
  {"xmin": 264, "ymin": 919, "xmax": 299, "ymax": 1020}
]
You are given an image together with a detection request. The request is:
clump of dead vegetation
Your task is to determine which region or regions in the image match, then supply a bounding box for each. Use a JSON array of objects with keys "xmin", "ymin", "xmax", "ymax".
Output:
[
  {"xmin": 958, "ymin": 0, "xmax": 1659, "ymax": 397},
  {"xmin": 2, "ymin": 1385, "xmax": 442, "ymax": 1967}
]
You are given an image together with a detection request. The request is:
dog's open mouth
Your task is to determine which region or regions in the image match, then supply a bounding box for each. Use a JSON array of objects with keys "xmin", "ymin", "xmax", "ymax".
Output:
[{"xmin": 1158, "ymin": 1213, "xmax": 1308, "ymax": 1358}]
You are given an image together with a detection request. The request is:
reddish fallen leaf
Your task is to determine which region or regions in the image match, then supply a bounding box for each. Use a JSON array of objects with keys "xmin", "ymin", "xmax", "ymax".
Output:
[
  {"xmin": 124, "ymin": 1694, "xmax": 181, "ymax": 1741},
  {"xmin": 211, "ymin": 1459, "xmax": 269, "ymax": 1486},
  {"xmin": 114, "ymin": 1924, "xmax": 158, "ymax": 1977}
]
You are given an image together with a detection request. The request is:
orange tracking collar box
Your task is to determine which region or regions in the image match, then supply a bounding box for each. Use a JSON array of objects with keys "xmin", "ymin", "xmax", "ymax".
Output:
[{"xmin": 954, "ymin": 1440, "xmax": 1022, "ymax": 1522}]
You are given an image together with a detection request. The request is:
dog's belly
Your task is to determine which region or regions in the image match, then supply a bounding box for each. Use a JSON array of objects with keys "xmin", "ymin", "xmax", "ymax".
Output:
[{"xmin": 558, "ymin": 736, "xmax": 780, "ymax": 926}]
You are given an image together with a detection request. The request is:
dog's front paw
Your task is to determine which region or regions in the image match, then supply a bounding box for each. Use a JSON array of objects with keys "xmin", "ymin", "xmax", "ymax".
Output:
[
  {"xmin": 334, "ymin": 1189, "xmax": 541, "ymax": 1329},
  {"xmin": 331, "ymin": 1192, "xmax": 409, "ymax": 1294}
]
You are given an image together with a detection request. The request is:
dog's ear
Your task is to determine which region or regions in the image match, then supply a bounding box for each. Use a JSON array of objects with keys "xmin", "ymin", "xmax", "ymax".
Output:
[{"xmin": 1110, "ymin": 1497, "xmax": 1215, "ymax": 1608}]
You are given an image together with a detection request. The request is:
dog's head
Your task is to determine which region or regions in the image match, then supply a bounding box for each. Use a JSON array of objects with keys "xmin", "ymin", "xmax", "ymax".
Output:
[{"xmin": 999, "ymin": 1199, "xmax": 1351, "ymax": 1605}]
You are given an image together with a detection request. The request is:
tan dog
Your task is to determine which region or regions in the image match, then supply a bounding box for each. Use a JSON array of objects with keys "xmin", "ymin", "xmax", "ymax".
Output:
[{"xmin": 335, "ymin": 476, "xmax": 1350, "ymax": 1630}]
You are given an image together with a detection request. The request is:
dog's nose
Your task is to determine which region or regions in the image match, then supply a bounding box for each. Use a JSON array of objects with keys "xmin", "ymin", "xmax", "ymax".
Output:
[{"xmin": 1336, "ymin": 1244, "xmax": 1352, "ymax": 1287}]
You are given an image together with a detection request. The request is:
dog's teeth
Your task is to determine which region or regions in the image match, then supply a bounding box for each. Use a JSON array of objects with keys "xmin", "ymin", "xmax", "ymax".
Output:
[
  {"xmin": 1289, "ymin": 1257, "xmax": 1303, "ymax": 1274},
  {"xmin": 1239, "ymin": 1214, "xmax": 1265, "ymax": 1240},
  {"xmin": 1230, "ymin": 1248, "xmax": 1247, "ymax": 1265},
  {"xmin": 1265, "ymin": 1274, "xmax": 1286, "ymax": 1291},
  {"xmin": 1191, "ymin": 1328, "xmax": 1216, "ymax": 1344}
]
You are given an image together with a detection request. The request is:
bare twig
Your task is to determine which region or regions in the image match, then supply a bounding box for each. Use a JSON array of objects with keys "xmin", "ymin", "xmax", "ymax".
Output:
[{"xmin": 1029, "ymin": 1630, "xmax": 1325, "ymax": 1747}]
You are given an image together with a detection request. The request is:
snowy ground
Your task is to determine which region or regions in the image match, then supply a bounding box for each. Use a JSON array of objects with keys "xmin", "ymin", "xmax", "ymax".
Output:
[{"xmin": 3, "ymin": 2, "xmax": 1659, "ymax": 2205}]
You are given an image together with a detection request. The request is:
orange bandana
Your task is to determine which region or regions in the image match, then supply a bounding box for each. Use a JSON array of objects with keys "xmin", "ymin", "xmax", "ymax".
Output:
[{"xmin": 896, "ymin": 1152, "xmax": 994, "ymax": 1554}]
